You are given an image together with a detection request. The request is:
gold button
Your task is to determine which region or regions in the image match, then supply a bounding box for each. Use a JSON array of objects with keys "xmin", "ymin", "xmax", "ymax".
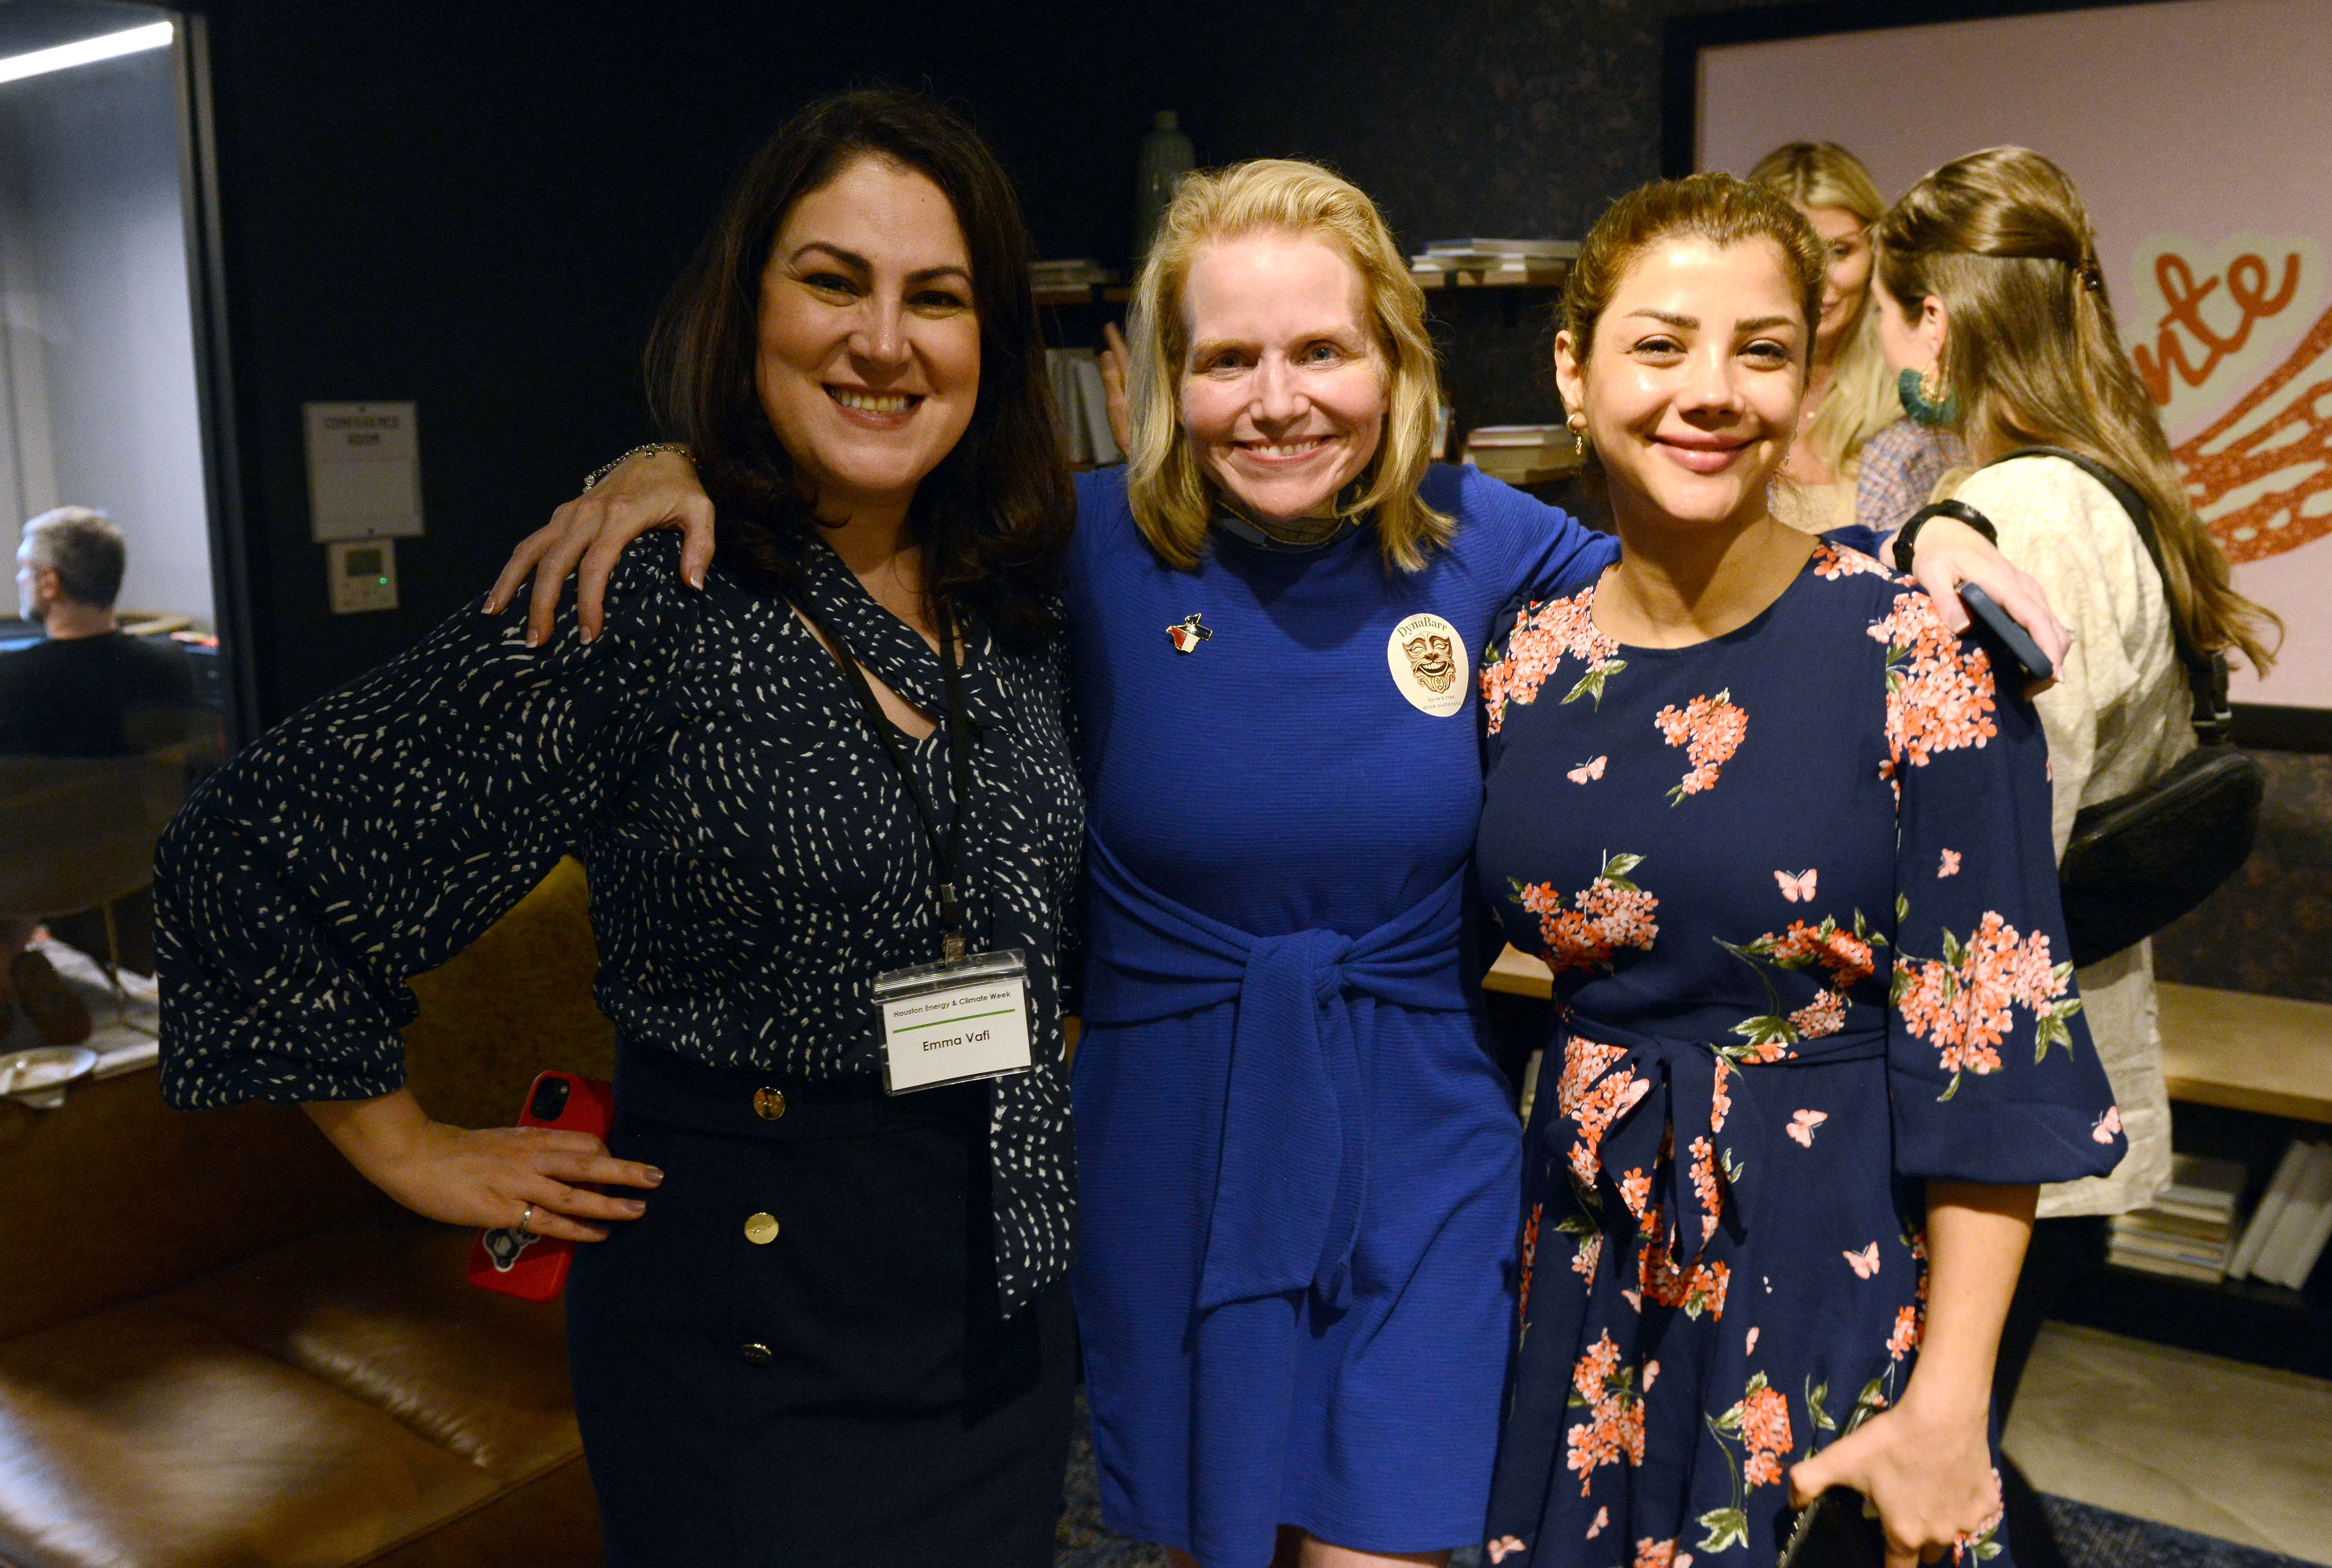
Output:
[
  {"xmin": 753, "ymin": 1086, "xmax": 787, "ymax": 1121},
  {"xmin": 740, "ymin": 1342, "xmax": 772, "ymax": 1366},
  {"xmin": 743, "ymin": 1212, "xmax": 780, "ymax": 1245}
]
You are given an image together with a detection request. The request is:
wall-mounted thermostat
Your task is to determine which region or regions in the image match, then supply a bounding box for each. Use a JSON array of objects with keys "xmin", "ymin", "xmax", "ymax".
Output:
[{"xmin": 327, "ymin": 538, "xmax": 399, "ymax": 613}]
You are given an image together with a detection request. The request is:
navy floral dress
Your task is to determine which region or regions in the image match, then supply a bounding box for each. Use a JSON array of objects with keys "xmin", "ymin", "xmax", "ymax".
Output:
[{"xmin": 1473, "ymin": 542, "xmax": 2127, "ymax": 1568}]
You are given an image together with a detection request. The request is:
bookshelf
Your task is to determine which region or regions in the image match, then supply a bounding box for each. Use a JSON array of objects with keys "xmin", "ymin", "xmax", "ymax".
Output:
[
  {"xmin": 1033, "ymin": 285, "xmax": 1132, "ymax": 309},
  {"xmin": 1413, "ymin": 267, "xmax": 1572, "ymax": 292},
  {"xmin": 1483, "ymin": 951, "xmax": 2332, "ymax": 1375}
]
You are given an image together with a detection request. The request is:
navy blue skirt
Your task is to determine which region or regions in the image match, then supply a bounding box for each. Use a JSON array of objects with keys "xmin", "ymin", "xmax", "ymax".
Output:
[{"xmin": 566, "ymin": 1041, "xmax": 1076, "ymax": 1567}]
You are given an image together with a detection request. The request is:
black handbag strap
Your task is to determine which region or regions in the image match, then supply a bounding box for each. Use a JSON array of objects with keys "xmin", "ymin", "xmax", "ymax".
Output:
[{"xmin": 1985, "ymin": 446, "xmax": 2234, "ymax": 745}]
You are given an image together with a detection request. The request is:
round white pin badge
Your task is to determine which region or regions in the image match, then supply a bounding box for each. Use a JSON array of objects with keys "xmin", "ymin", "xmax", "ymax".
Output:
[{"xmin": 1387, "ymin": 612, "xmax": 1468, "ymax": 717}]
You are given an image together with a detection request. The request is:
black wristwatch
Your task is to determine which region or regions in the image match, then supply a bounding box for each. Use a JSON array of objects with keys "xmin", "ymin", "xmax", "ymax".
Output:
[{"xmin": 1893, "ymin": 499, "xmax": 1997, "ymax": 574}]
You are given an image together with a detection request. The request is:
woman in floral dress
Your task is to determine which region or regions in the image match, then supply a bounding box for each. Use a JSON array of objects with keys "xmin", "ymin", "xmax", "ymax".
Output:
[{"xmin": 1474, "ymin": 176, "xmax": 2124, "ymax": 1568}]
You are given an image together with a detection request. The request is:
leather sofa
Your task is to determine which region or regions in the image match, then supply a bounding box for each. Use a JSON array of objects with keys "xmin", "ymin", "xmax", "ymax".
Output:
[{"xmin": 0, "ymin": 858, "xmax": 615, "ymax": 1568}]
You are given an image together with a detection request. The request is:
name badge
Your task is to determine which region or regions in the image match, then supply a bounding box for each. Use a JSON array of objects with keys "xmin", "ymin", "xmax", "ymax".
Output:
[{"xmin": 873, "ymin": 949, "xmax": 1035, "ymax": 1094}]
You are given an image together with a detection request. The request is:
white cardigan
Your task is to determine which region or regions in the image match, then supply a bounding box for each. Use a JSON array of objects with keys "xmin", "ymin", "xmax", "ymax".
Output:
[{"xmin": 1947, "ymin": 456, "xmax": 2194, "ymax": 1219}]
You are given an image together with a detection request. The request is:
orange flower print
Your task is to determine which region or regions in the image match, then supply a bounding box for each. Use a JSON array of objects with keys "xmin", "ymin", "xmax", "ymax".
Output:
[
  {"xmin": 1557, "ymin": 1037, "xmax": 1651, "ymax": 1185},
  {"xmin": 1939, "ymin": 848, "xmax": 1962, "ymax": 877},
  {"xmin": 1761, "ymin": 917, "xmax": 1877, "ymax": 989},
  {"xmin": 1688, "ymin": 1135, "xmax": 1723, "ymax": 1243},
  {"xmin": 1588, "ymin": 1507, "xmax": 1610, "ymax": 1539},
  {"xmin": 1888, "ymin": 1303, "xmax": 1922, "ymax": 1361},
  {"xmin": 1481, "ymin": 589, "xmax": 1620, "ymax": 734},
  {"xmin": 1871, "ymin": 588, "xmax": 1999, "ymax": 769},
  {"xmin": 1486, "ymin": 1537, "xmax": 1526, "ymax": 1564},
  {"xmin": 1638, "ymin": 1220, "xmax": 1731, "ymax": 1319},
  {"xmin": 1509, "ymin": 852, "xmax": 1658, "ymax": 977},
  {"xmin": 1812, "ymin": 539, "xmax": 1892, "ymax": 579},
  {"xmin": 1894, "ymin": 912, "xmax": 2083, "ymax": 1097},
  {"xmin": 1789, "ymin": 987, "xmax": 1847, "ymax": 1039},
  {"xmin": 1745, "ymin": 1326, "xmax": 1760, "ymax": 1355},
  {"xmin": 1654, "ymin": 690, "xmax": 1748, "ymax": 804},
  {"xmin": 1633, "ymin": 1539, "xmax": 1695, "ymax": 1568},
  {"xmin": 1619, "ymin": 1166, "xmax": 1653, "ymax": 1219},
  {"xmin": 1572, "ymin": 1231, "xmax": 1602, "ymax": 1279},
  {"xmin": 1736, "ymin": 1379, "xmax": 1794, "ymax": 1487},
  {"xmin": 1566, "ymin": 1329, "xmax": 1646, "ymax": 1493},
  {"xmin": 1519, "ymin": 1203, "xmax": 1543, "ymax": 1320},
  {"xmin": 1710, "ymin": 1058, "xmax": 1733, "ymax": 1133}
]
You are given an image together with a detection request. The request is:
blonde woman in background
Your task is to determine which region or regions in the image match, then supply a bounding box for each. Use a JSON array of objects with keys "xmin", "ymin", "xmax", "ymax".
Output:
[
  {"xmin": 1870, "ymin": 145, "xmax": 2281, "ymax": 1433},
  {"xmin": 1745, "ymin": 143, "xmax": 1919, "ymax": 532}
]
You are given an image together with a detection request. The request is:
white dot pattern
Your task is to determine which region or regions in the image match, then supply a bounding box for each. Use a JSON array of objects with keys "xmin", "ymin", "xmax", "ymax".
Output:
[{"xmin": 155, "ymin": 532, "xmax": 1084, "ymax": 1316}]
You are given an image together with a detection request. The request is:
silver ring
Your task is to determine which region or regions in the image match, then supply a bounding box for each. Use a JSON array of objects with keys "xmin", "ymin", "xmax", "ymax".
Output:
[{"xmin": 518, "ymin": 1203, "xmax": 535, "ymax": 1233}]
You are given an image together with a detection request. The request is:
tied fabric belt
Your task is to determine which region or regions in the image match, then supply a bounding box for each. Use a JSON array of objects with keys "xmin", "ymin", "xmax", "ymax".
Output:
[
  {"xmin": 1550, "ymin": 1017, "xmax": 1889, "ymax": 1270},
  {"xmin": 1082, "ymin": 835, "xmax": 1474, "ymax": 1311}
]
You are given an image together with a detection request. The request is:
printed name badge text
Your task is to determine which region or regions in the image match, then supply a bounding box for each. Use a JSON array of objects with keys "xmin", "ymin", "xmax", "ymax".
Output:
[{"xmin": 880, "ymin": 969, "xmax": 1033, "ymax": 1093}]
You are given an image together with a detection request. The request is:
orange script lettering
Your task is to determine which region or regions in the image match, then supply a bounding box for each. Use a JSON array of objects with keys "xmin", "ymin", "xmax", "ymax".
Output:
[{"xmin": 2133, "ymin": 250, "xmax": 2302, "ymax": 406}]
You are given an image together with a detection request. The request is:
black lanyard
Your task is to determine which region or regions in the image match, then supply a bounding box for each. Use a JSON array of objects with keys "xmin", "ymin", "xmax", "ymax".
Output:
[{"xmin": 787, "ymin": 590, "xmax": 977, "ymax": 963}]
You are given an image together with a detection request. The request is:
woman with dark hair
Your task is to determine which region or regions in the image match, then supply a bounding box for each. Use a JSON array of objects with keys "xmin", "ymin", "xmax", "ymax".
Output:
[
  {"xmin": 1475, "ymin": 174, "xmax": 2123, "ymax": 1568},
  {"xmin": 153, "ymin": 89, "xmax": 1082, "ymax": 1566}
]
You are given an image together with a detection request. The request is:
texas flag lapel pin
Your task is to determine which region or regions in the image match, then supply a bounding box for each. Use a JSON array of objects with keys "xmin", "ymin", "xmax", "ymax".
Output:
[{"xmin": 1167, "ymin": 612, "xmax": 1213, "ymax": 654}]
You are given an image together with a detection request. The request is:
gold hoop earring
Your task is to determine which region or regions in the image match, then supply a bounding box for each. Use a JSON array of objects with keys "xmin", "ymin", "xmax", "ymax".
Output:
[{"xmin": 1566, "ymin": 409, "xmax": 1590, "ymax": 457}]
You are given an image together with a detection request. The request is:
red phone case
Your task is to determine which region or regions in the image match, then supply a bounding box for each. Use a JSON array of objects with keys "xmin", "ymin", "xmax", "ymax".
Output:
[{"xmin": 465, "ymin": 1070, "xmax": 617, "ymax": 1302}]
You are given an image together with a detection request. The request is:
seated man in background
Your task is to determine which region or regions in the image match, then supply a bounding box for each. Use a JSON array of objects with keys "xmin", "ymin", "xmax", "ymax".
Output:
[
  {"xmin": 0, "ymin": 506, "xmax": 195, "ymax": 1043},
  {"xmin": 0, "ymin": 506, "xmax": 193, "ymax": 757}
]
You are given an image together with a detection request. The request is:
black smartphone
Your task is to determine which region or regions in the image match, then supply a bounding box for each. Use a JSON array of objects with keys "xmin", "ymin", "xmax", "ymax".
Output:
[
  {"xmin": 1777, "ymin": 1486, "xmax": 1889, "ymax": 1568},
  {"xmin": 1958, "ymin": 582, "xmax": 2054, "ymax": 685}
]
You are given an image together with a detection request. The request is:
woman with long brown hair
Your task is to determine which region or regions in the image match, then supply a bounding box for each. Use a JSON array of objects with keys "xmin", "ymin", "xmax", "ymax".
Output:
[
  {"xmin": 157, "ymin": 90, "xmax": 1084, "ymax": 1566},
  {"xmin": 1870, "ymin": 144, "xmax": 2280, "ymax": 1424}
]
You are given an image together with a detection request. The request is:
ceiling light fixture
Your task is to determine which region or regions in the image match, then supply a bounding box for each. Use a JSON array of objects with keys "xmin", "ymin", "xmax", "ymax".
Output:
[{"xmin": 0, "ymin": 20, "xmax": 174, "ymax": 87}]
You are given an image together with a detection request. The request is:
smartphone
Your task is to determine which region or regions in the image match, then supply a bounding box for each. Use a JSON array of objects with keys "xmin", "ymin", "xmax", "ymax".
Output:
[
  {"xmin": 1777, "ymin": 1486, "xmax": 1889, "ymax": 1568},
  {"xmin": 465, "ymin": 1069, "xmax": 617, "ymax": 1302},
  {"xmin": 1958, "ymin": 582, "xmax": 2054, "ymax": 685}
]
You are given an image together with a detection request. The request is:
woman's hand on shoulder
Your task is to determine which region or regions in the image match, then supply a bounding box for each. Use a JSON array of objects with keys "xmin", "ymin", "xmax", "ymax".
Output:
[
  {"xmin": 305, "ymin": 1088, "xmax": 661, "ymax": 1242},
  {"xmin": 486, "ymin": 447, "xmax": 716, "ymax": 648},
  {"xmin": 1787, "ymin": 1393, "xmax": 2003, "ymax": 1568},
  {"xmin": 1900, "ymin": 516, "xmax": 2069, "ymax": 694}
]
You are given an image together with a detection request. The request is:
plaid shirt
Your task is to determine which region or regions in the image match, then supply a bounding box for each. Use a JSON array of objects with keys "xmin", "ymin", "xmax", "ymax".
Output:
[{"xmin": 1856, "ymin": 420, "xmax": 1968, "ymax": 535}]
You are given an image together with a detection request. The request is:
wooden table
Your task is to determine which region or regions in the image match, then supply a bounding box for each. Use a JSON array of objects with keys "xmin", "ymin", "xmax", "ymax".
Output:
[{"xmin": 2157, "ymin": 982, "xmax": 2332, "ymax": 1125}]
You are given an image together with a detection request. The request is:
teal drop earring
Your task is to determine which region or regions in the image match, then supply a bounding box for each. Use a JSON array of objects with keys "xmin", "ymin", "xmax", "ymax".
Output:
[{"xmin": 1898, "ymin": 365, "xmax": 1959, "ymax": 428}]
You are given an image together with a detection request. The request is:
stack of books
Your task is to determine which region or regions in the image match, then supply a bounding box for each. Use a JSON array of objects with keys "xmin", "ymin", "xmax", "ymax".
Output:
[
  {"xmin": 1411, "ymin": 239, "xmax": 1577, "ymax": 285},
  {"xmin": 2108, "ymin": 1153, "xmax": 2247, "ymax": 1282},
  {"xmin": 1463, "ymin": 424, "xmax": 1582, "ymax": 484},
  {"xmin": 1045, "ymin": 348, "xmax": 1122, "ymax": 467},
  {"xmin": 1031, "ymin": 259, "xmax": 1119, "ymax": 299},
  {"xmin": 2230, "ymin": 1140, "xmax": 2332, "ymax": 1290}
]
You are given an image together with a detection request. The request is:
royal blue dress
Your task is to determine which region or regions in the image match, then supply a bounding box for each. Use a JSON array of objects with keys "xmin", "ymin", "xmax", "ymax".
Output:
[
  {"xmin": 1472, "ymin": 542, "xmax": 2127, "ymax": 1568},
  {"xmin": 1066, "ymin": 464, "xmax": 1614, "ymax": 1566}
]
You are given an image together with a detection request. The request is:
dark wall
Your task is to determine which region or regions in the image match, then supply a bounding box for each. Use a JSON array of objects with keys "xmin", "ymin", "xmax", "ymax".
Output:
[{"xmin": 193, "ymin": 0, "xmax": 1195, "ymax": 721}]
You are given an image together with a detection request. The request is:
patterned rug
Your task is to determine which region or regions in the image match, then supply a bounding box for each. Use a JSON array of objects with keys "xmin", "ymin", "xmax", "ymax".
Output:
[{"xmin": 1053, "ymin": 1394, "xmax": 2321, "ymax": 1568}]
